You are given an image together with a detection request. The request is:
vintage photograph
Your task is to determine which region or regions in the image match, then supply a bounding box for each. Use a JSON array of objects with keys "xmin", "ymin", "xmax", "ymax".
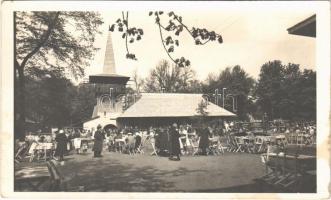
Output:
[{"xmin": 3, "ymin": 1, "xmax": 328, "ymax": 197}]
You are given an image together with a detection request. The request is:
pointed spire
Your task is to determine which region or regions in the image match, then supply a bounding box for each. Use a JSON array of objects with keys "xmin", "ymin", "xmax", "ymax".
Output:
[{"xmin": 103, "ymin": 31, "xmax": 116, "ymax": 74}]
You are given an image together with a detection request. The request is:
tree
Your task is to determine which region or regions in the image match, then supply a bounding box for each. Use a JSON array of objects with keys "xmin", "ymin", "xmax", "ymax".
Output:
[
  {"xmin": 255, "ymin": 60, "xmax": 284, "ymax": 120},
  {"xmin": 131, "ymin": 69, "xmax": 144, "ymax": 93},
  {"xmin": 195, "ymin": 99, "xmax": 209, "ymax": 126},
  {"xmin": 14, "ymin": 11, "xmax": 103, "ymax": 139},
  {"xmin": 69, "ymin": 83, "xmax": 97, "ymax": 127},
  {"xmin": 143, "ymin": 60, "xmax": 202, "ymax": 93},
  {"xmin": 202, "ymin": 65, "xmax": 255, "ymax": 120},
  {"xmin": 24, "ymin": 70, "xmax": 76, "ymax": 130},
  {"xmin": 255, "ymin": 60, "xmax": 316, "ymax": 121},
  {"xmin": 296, "ymin": 69, "xmax": 316, "ymax": 120}
]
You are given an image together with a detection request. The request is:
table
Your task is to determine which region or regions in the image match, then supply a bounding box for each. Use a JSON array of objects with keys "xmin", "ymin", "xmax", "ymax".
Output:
[
  {"xmin": 15, "ymin": 165, "xmax": 51, "ymax": 191},
  {"xmin": 29, "ymin": 142, "xmax": 54, "ymax": 162},
  {"xmin": 261, "ymin": 153, "xmax": 316, "ymax": 172},
  {"xmin": 114, "ymin": 138, "xmax": 126, "ymax": 153}
]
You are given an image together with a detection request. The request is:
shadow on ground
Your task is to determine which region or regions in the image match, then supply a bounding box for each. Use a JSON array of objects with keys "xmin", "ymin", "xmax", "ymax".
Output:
[{"xmin": 59, "ymin": 156, "xmax": 206, "ymax": 192}]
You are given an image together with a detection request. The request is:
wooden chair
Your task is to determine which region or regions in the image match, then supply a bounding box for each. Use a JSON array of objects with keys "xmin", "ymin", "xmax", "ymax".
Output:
[
  {"xmin": 217, "ymin": 136, "xmax": 228, "ymax": 154},
  {"xmin": 254, "ymin": 136, "xmax": 264, "ymax": 153},
  {"xmin": 134, "ymin": 137, "xmax": 145, "ymax": 154},
  {"xmin": 226, "ymin": 135, "xmax": 237, "ymax": 152},
  {"xmin": 234, "ymin": 137, "xmax": 245, "ymax": 152},
  {"xmin": 189, "ymin": 138, "xmax": 200, "ymax": 156}
]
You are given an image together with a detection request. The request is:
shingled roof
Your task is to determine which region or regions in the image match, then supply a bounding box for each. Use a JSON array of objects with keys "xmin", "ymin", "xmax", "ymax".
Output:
[{"xmin": 119, "ymin": 93, "xmax": 236, "ymax": 118}]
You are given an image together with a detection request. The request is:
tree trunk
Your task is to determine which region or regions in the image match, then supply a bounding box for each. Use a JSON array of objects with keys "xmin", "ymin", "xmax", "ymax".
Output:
[
  {"xmin": 15, "ymin": 64, "xmax": 26, "ymax": 140},
  {"xmin": 14, "ymin": 12, "xmax": 25, "ymax": 140}
]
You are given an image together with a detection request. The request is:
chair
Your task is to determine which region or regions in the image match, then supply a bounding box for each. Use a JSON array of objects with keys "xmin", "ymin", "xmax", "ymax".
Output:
[
  {"xmin": 226, "ymin": 135, "xmax": 237, "ymax": 152},
  {"xmin": 189, "ymin": 138, "xmax": 200, "ymax": 156},
  {"xmin": 297, "ymin": 134, "xmax": 305, "ymax": 146},
  {"xmin": 234, "ymin": 137, "xmax": 245, "ymax": 152},
  {"xmin": 259, "ymin": 146, "xmax": 284, "ymax": 185},
  {"xmin": 134, "ymin": 135, "xmax": 144, "ymax": 154},
  {"xmin": 148, "ymin": 136, "xmax": 158, "ymax": 156},
  {"xmin": 244, "ymin": 137, "xmax": 255, "ymax": 153},
  {"xmin": 254, "ymin": 137, "xmax": 264, "ymax": 153},
  {"xmin": 15, "ymin": 143, "xmax": 29, "ymax": 163},
  {"xmin": 217, "ymin": 136, "xmax": 228, "ymax": 154}
]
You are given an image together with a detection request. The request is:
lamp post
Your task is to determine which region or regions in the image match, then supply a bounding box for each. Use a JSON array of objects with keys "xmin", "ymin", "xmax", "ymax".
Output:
[
  {"xmin": 222, "ymin": 88, "xmax": 227, "ymax": 108},
  {"xmin": 215, "ymin": 89, "xmax": 219, "ymax": 105},
  {"xmin": 227, "ymin": 95, "xmax": 237, "ymax": 112}
]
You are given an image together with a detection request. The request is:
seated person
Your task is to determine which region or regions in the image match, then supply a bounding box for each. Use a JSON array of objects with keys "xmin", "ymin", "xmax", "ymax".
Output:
[
  {"xmin": 74, "ymin": 129, "xmax": 81, "ymax": 138},
  {"xmin": 38, "ymin": 134, "xmax": 45, "ymax": 143}
]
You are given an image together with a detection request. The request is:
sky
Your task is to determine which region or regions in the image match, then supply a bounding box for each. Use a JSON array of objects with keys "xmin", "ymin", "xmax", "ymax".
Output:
[{"xmin": 84, "ymin": 5, "xmax": 316, "ymax": 85}]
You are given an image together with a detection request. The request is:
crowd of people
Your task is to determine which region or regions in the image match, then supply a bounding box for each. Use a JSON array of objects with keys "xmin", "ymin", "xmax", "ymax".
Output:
[{"xmin": 14, "ymin": 120, "xmax": 316, "ymax": 164}]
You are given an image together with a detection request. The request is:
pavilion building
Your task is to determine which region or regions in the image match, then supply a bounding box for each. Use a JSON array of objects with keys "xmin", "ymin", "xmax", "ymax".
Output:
[
  {"xmin": 83, "ymin": 31, "xmax": 236, "ymax": 131},
  {"xmin": 117, "ymin": 93, "xmax": 236, "ymax": 128}
]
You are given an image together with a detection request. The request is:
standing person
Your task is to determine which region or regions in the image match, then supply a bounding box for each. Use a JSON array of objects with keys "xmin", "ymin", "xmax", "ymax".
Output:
[
  {"xmin": 198, "ymin": 125, "xmax": 210, "ymax": 155},
  {"xmin": 92, "ymin": 124, "xmax": 105, "ymax": 158},
  {"xmin": 169, "ymin": 123, "xmax": 181, "ymax": 161},
  {"xmin": 126, "ymin": 132, "xmax": 135, "ymax": 154},
  {"xmin": 134, "ymin": 130, "xmax": 142, "ymax": 153},
  {"xmin": 54, "ymin": 130, "xmax": 68, "ymax": 162}
]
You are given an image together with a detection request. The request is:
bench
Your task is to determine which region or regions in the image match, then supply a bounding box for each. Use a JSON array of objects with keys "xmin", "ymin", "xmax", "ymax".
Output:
[{"xmin": 46, "ymin": 160, "xmax": 84, "ymax": 192}]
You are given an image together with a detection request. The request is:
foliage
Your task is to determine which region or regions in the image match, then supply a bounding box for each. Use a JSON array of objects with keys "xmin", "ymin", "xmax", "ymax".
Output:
[
  {"xmin": 25, "ymin": 72, "xmax": 74, "ymax": 129},
  {"xmin": 131, "ymin": 69, "xmax": 144, "ymax": 93},
  {"xmin": 196, "ymin": 100, "xmax": 209, "ymax": 116},
  {"xmin": 24, "ymin": 72, "xmax": 96, "ymax": 130},
  {"xmin": 15, "ymin": 11, "xmax": 103, "ymax": 79},
  {"xmin": 255, "ymin": 60, "xmax": 316, "ymax": 120},
  {"xmin": 202, "ymin": 65, "xmax": 255, "ymax": 120},
  {"xmin": 143, "ymin": 60, "xmax": 202, "ymax": 93},
  {"xmin": 14, "ymin": 11, "xmax": 103, "ymax": 139}
]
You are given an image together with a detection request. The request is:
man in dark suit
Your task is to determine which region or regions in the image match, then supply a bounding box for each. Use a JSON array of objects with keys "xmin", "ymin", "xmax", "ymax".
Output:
[
  {"xmin": 169, "ymin": 123, "xmax": 181, "ymax": 161},
  {"xmin": 92, "ymin": 124, "xmax": 105, "ymax": 157},
  {"xmin": 54, "ymin": 129, "xmax": 68, "ymax": 161},
  {"xmin": 199, "ymin": 125, "xmax": 210, "ymax": 155}
]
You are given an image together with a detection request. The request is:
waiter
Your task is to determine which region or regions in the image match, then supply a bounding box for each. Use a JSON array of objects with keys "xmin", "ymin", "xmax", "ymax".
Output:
[
  {"xmin": 92, "ymin": 124, "xmax": 105, "ymax": 158},
  {"xmin": 169, "ymin": 123, "xmax": 181, "ymax": 161},
  {"xmin": 54, "ymin": 130, "xmax": 68, "ymax": 161}
]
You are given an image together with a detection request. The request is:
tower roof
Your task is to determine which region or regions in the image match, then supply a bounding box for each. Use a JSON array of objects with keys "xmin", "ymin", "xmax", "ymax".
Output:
[
  {"xmin": 103, "ymin": 32, "xmax": 117, "ymax": 74},
  {"xmin": 89, "ymin": 31, "xmax": 130, "ymax": 85}
]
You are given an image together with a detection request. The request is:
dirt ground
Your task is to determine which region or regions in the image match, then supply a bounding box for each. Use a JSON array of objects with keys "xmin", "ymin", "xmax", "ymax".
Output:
[
  {"xmin": 53, "ymin": 150, "xmax": 268, "ymax": 192},
  {"xmin": 15, "ymin": 144, "xmax": 316, "ymax": 193}
]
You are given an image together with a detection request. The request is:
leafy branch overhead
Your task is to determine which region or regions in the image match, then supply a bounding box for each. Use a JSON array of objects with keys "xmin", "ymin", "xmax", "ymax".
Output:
[
  {"xmin": 109, "ymin": 11, "xmax": 143, "ymax": 60},
  {"xmin": 110, "ymin": 11, "xmax": 223, "ymax": 67}
]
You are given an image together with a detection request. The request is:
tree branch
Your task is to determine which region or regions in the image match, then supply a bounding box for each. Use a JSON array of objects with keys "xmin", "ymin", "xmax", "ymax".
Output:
[
  {"xmin": 172, "ymin": 12, "xmax": 219, "ymax": 45},
  {"xmin": 19, "ymin": 12, "xmax": 60, "ymax": 70},
  {"xmin": 156, "ymin": 20, "xmax": 177, "ymax": 65},
  {"xmin": 122, "ymin": 11, "xmax": 130, "ymax": 56}
]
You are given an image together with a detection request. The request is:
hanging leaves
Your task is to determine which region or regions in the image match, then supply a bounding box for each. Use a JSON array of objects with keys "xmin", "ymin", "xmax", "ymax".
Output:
[{"xmin": 110, "ymin": 10, "xmax": 223, "ymax": 65}]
